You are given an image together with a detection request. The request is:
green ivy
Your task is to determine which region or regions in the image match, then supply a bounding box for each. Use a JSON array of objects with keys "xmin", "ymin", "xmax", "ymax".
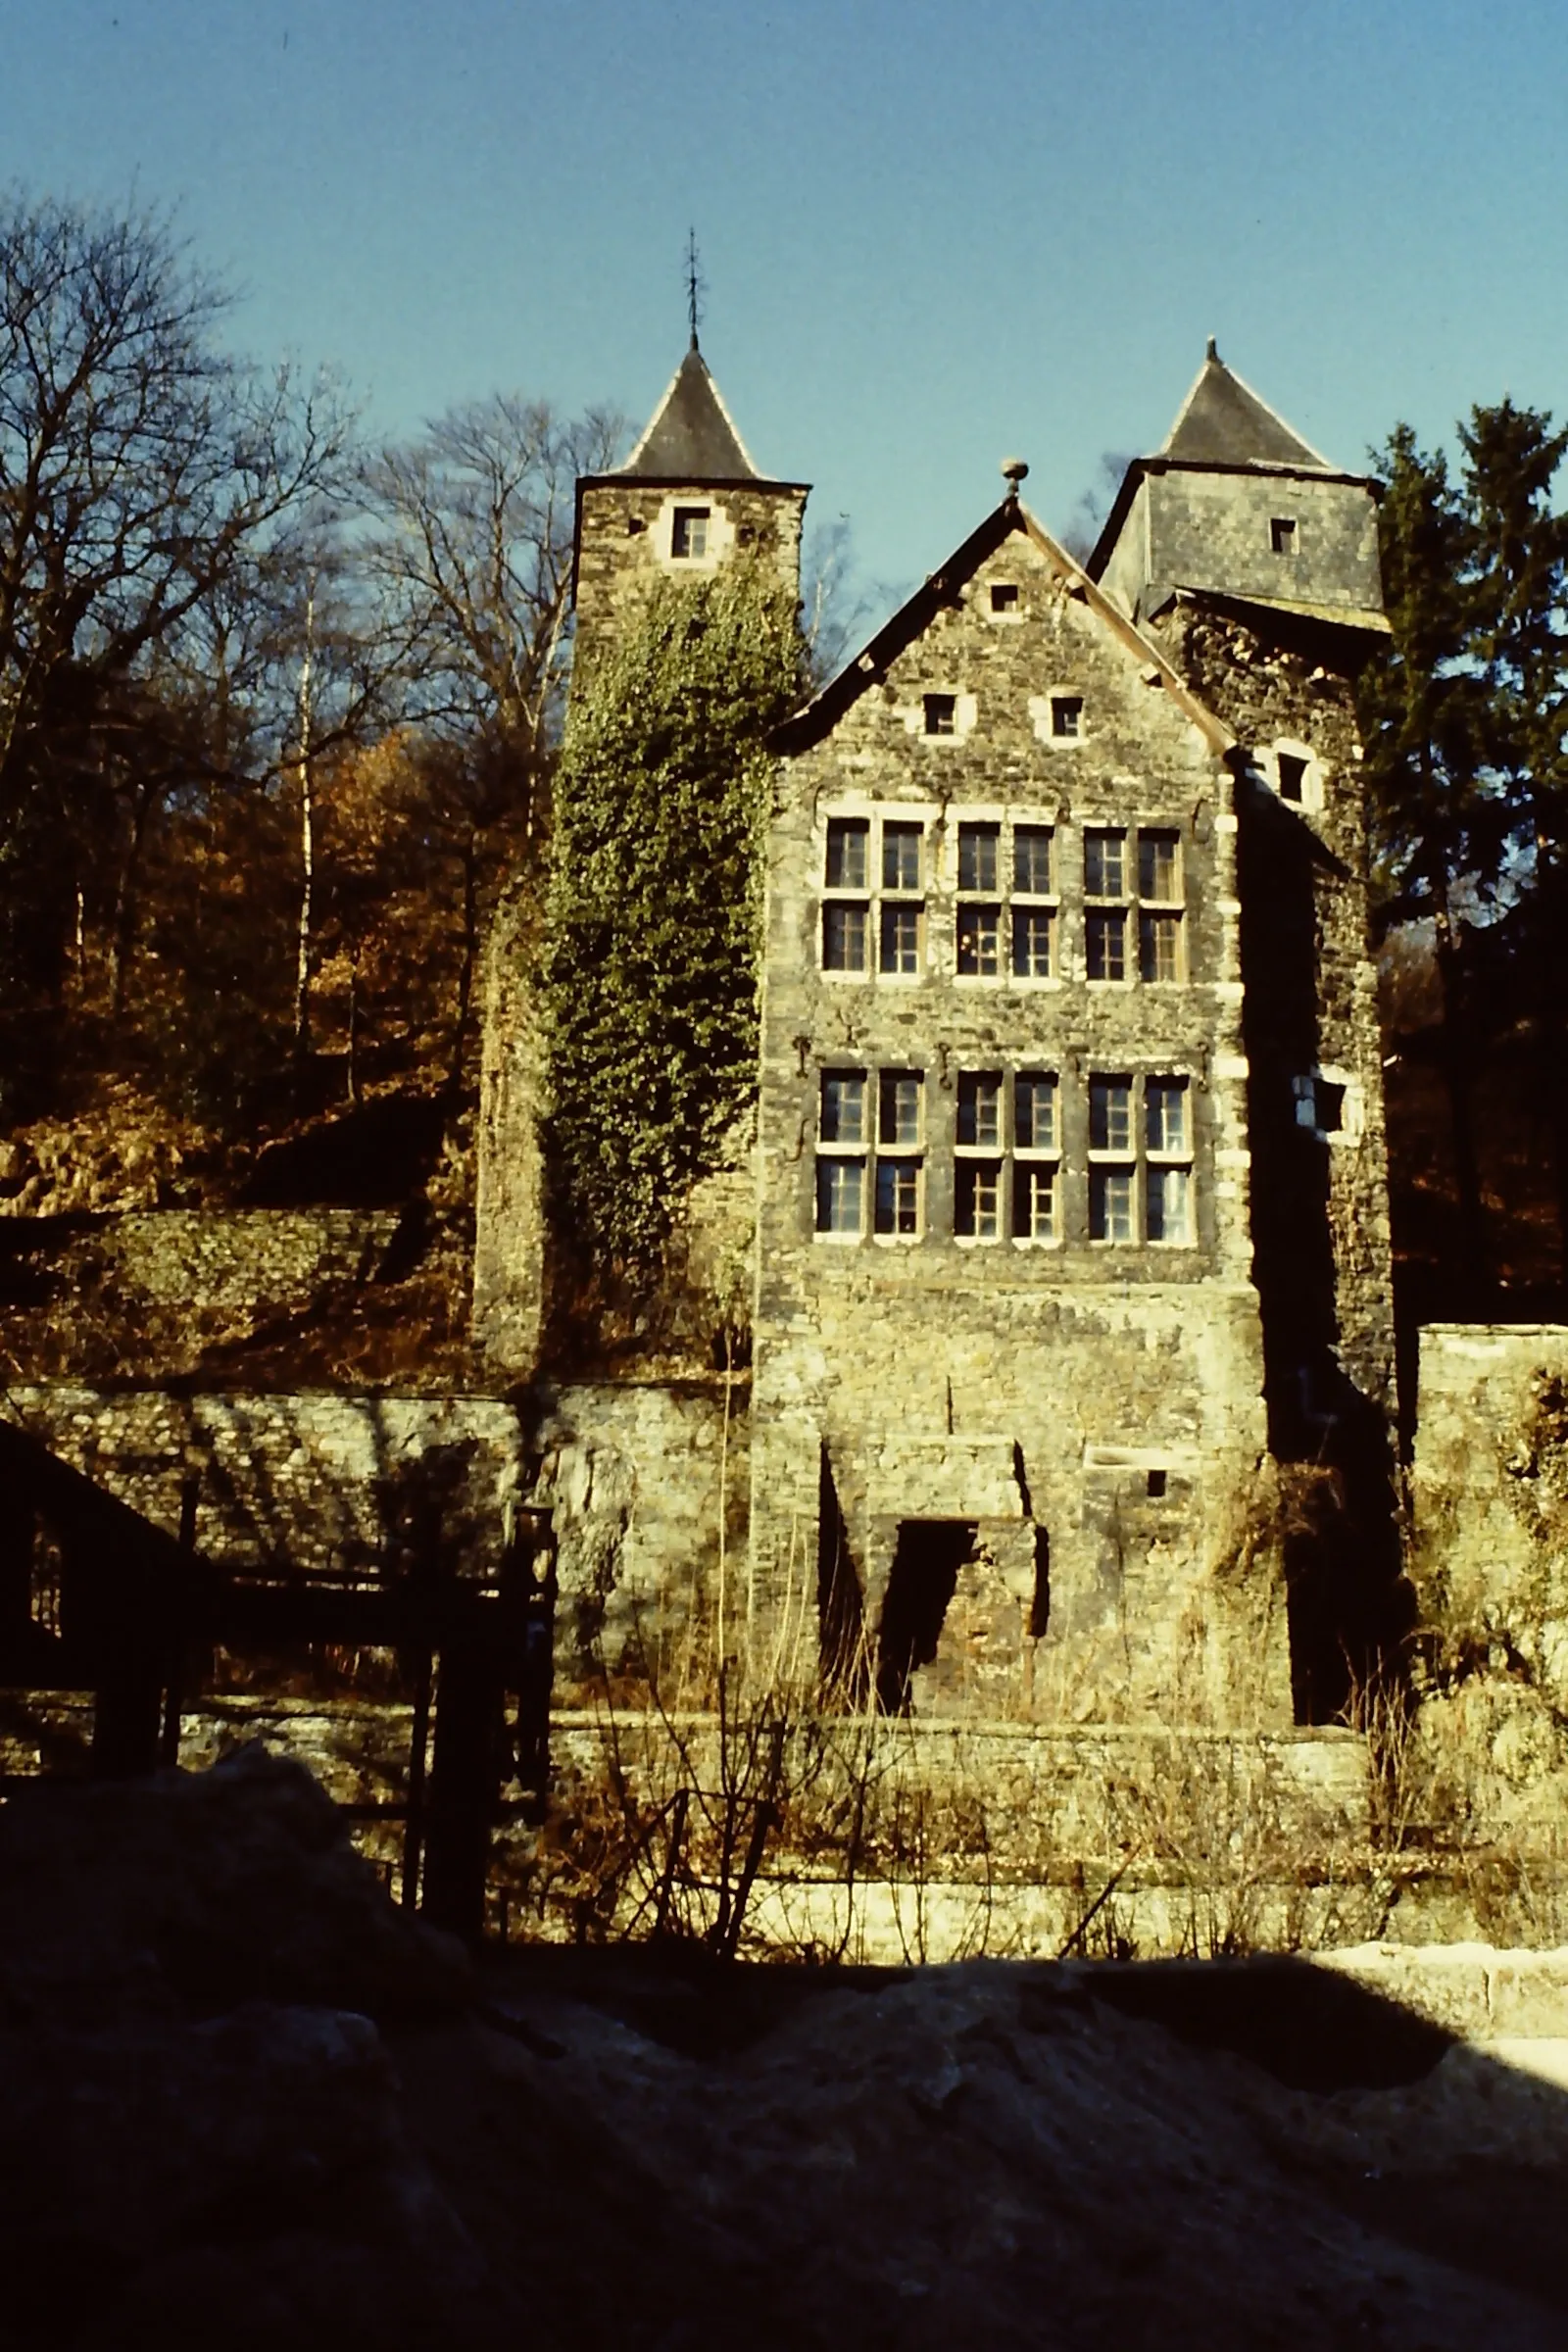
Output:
[{"xmin": 541, "ymin": 564, "xmax": 804, "ymax": 1270}]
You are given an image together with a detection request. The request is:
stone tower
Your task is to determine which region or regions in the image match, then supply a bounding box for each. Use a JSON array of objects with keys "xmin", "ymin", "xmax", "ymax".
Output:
[
  {"xmin": 1090, "ymin": 344, "xmax": 1399, "ymax": 1716},
  {"xmin": 471, "ymin": 341, "xmax": 808, "ymax": 1375},
  {"xmin": 570, "ymin": 338, "xmax": 809, "ymax": 679}
]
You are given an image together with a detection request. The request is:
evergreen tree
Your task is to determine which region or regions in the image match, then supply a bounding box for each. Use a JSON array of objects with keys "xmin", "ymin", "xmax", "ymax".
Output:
[{"xmin": 1359, "ymin": 426, "xmax": 1492, "ymax": 1283}]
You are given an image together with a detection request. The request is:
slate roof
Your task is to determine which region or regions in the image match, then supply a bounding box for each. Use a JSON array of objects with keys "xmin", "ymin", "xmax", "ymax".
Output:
[
  {"xmin": 1161, "ymin": 343, "xmax": 1332, "ymax": 472},
  {"xmin": 615, "ymin": 343, "xmax": 761, "ymax": 481}
]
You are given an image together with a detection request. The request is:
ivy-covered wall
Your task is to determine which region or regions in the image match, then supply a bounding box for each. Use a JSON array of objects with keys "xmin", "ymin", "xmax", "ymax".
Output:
[{"xmin": 540, "ymin": 564, "xmax": 803, "ymax": 1283}]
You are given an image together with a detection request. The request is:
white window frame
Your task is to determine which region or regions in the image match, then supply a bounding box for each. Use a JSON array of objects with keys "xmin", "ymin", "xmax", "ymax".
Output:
[{"xmin": 819, "ymin": 808, "xmax": 929, "ymax": 986}]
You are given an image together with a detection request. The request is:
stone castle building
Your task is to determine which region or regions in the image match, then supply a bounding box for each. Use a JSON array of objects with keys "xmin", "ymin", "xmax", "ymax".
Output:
[{"xmin": 476, "ymin": 335, "xmax": 1398, "ymax": 1730}]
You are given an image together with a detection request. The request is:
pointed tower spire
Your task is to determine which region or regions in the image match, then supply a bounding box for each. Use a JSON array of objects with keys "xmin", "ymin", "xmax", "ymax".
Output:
[
  {"xmin": 1162, "ymin": 340, "xmax": 1331, "ymax": 471},
  {"xmin": 615, "ymin": 346, "xmax": 760, "ymax": 481}
]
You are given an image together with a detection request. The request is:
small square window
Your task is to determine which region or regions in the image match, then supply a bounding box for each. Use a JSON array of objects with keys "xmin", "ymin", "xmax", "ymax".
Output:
[
  {"xmin": 1013, "ymin": 825, "xmax": 1054, "ymax": 895},
  {"xmin": 1084, "ymin": 830, "xmax": 1125, "ymax": 899},
  {"xmin": 825, "ymin": 817, "xmax": 868, "ymax": 890},
  {"xmin": 1014, "ymin": 1073, "xmax": 1058, "ymax": 1153},
  {"xmin": 879, "ymin": 1070, "xmax": 923, "ymax": 1148},
  {"xmin": 816, "ymin": 1157, "xmax": 864, "ymax": 1234},
  {"xmin": 956, "ymin": 1159, "xmax": 1003, "ymax": 1240},
  {"xmin": 990, "ymin": 583, "xmax": 1019, "ymax": 613},
  {"xmin": 956, "ymin": 1071, "xmax": 1003, "ymax": 1150},
  {"xmin": 1316, "ymin": 1079, "xmax": 1346, "ymax": 1134},
  {"xmin": 882, "ymin": 822, "xmax": 923, "ymax": 890},
  {"xmin": 923, "ymin": 693, "xmax": 957, "ymax": 736},
  {"xmin": 956, "ymin": 903, "xmax": 1002, "ymax": 977},
  {"xmin": 672, "ymin": 506, "xmax": 710, "ymax": 560},
  {"xmin": 1147, "ymin": 1468, "xmax": 1168, "ymax": 1499},
  {"xmin": 820, "ymin": 1071, "xmax": 866, "ymax": 1145},
  {"xmin": 1270, "ymin": 516, "xmax": 1297, "ymax": 557},
  {"xmin": 1277, "ymin": 753, "xmax": 1307, "ymax": 803},
  {"xmin": 875, "ymin": 1158, "xmax": 922, "ymax": 1237},
  {"xmin": 957, "ymin": 822, "xmax": 1000, "ymax": 893},
  {"xmin": 1012, "ymin": 905, "xmax": 1056, "ymax": 979},
  {"xmin": 879, "ymin": 902, "xmax": 923, "ymax": 975},
  {"xmin": 1012, "ymin": 1163, "xmax": 1057, "ymax": 1243},
  {"xmin": 823, "ymin": 903, "xmax": 868, "ymax": 972},
  {"xmin": 1051, "ymin": 695, "xmax": 1084, "ymax": 738},
  {"xmin": 1086, "ymin": 907, "xmax": 1126, "ymax": 982}
]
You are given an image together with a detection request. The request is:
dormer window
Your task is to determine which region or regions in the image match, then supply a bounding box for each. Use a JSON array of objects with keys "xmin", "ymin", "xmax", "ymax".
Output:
[
  {"xmin": 923, "ymin": 694, "xmax": 957, "ymax": 737},
  {"xmin": 1270, "ymin": 516, "xmax": 1298, "ymax": 558},
  {"xmin": 671, "ymin": 506, "xmax": 710, "ymax": 560}
]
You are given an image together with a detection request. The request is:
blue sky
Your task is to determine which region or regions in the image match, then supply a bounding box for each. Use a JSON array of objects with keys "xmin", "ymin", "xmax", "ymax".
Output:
[{"xmin": 4, "ymin": 0, "xmax": 1565, "ymax": 599}]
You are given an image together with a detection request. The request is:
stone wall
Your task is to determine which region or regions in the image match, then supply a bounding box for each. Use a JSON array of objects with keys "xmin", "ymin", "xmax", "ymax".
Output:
[
  {"xmin": 573, "ymin": 477, "xmax": 807, "ymax": 678},
  {"xmin": 2, "ymin": 1375, "xmax": 743, "ymax": 1692},
  {"xmin": 2, "ymin": 1386, "xmax": 526, "ymax": 1576},
  {"xmin": 471, "ymin": 883, "xmax": 547, "ymax": 1378}
]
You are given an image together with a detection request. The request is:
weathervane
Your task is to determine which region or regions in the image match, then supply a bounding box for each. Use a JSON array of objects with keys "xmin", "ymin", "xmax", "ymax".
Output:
[{"xmin": 685, "ymin": 228, "xmax": 706, "ymax": 351}]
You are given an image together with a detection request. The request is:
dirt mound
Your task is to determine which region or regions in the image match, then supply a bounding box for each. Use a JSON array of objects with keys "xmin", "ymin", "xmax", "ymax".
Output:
[
  {"xmin": 4, "ymin": 1750, "xmax": 1567, "ymax": 2349},
  {"xmin": 0, "ymin": 1743, "xmax": 471, "ymax": 2026}
]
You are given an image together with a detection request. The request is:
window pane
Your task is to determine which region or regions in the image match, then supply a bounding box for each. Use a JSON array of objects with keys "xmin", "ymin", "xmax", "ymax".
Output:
[
  {"xmin": 820, "ymin": 1071, "xmax": 866, "ymax": 1145},
  {"xmin": 1014, "ymin": 1074, "xmax": 1057, "ymax": 1153},
  {"xmin": 957, "ymin": 822, "xmax": 1000, "ymax": 893},
  {"xmin": 880, "ymin": 902, "xmax": 923, "ymax": 975},
  {"xmin": 1084, "ymin": 830, "xmax": 1124, "ymax": 898},
  {"xmin": 956, "ymin": 904, "xmax": 1002, "ymax": 976},
  {"xmin": 883, "ymin": 822, "xmax": 922, "ymax": 890},
  {"xmin": 672, "ymin": 506, "xmax": 710, "ymax": 559},
  {"xmin": 874, "ymin": 1157, "xmax": 921, "ymax": 1236},
  {"xmin": 1011, "ymin": 905, "xmax": 1055, "ymax": 979},
  {"xmin": 825, "ymin": 818, "xmax": 868, "ymax": 890},
  {"xmin": 1012, "ymin": 1162, "xmax": 1057, "ymax": 1242},
  {"xmin": 827, "ymin": 808, "xmax": 879, "ymax": 884},
  {"xmin": 1139, "ymin": 830, "xmax": 1181, "ymax": 902},
  {"xmin": 1090, "ymin": 1078, "xmax": 1133, "ymax": 1153},
  {"xmin": 1013, "ymin": 825, "xmax": 1054, "ymax": 895},
  {"xmin": 816, "ymin": 1157, "xmax": 863, "ymax": 1234},
  {"xmin": 956, "ymin": 1071, "xmax": 1002, "ymax": 1149},
  {"xmin": 1147, "ymin": 1164, "xmax": 1191, "ymax": 1245},
  {"xmin": 1086, "ymin": 908, "xmax": 1126, "ymax": 981},
  {"xmin": 1139, "ymin": 910, "xmax": 1183, "ymax": 983},
  {"xmin": 1090, "ymin": 1165, "xmax": 1134, "ymax": 1243},
  {"xmin": 879, "ymin": 1071, "xmax": 922, "ymax": 1147},
  {"xmin": 823, "ymin": 902, "xmax": 868, "ymax": 971},
  {"xmin": 956, "ymin": 1160, "xmax": 1002, "ymax": 1239},
  {"xmin": 1146, "ymin": 1078, "xmax": 1188, "ymax": 1156}
]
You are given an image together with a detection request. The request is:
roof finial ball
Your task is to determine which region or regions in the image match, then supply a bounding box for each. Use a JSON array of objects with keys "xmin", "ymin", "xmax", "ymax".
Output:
[{"xmin": 1001, "ymin": 456, "xmax": 1029, "ymax": 503}]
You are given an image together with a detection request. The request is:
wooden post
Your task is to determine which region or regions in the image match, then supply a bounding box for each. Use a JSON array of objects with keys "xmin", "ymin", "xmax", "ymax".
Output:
[{"xmin": 421, "ymin": 1599, "xmax": 506, "ymax": 1944}]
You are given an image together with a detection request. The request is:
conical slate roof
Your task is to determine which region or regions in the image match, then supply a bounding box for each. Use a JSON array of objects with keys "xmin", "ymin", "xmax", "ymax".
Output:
[
  {"xmin": 1162, "ymin": 343, "xmax": 1331, "ymax": 471},
  {"xmin": 615, "ymin": 343, "xmax": 760, "ymax": 480}
]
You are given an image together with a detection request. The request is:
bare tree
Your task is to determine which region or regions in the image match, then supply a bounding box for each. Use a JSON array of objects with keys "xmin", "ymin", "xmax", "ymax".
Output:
[
  {"xmin": 362, "ymin": 395, "xmax": 626, "ymax": 816},
  {"xmin": 0, "ymin": 189, "xmax": 356, "ymax": 1036}
]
